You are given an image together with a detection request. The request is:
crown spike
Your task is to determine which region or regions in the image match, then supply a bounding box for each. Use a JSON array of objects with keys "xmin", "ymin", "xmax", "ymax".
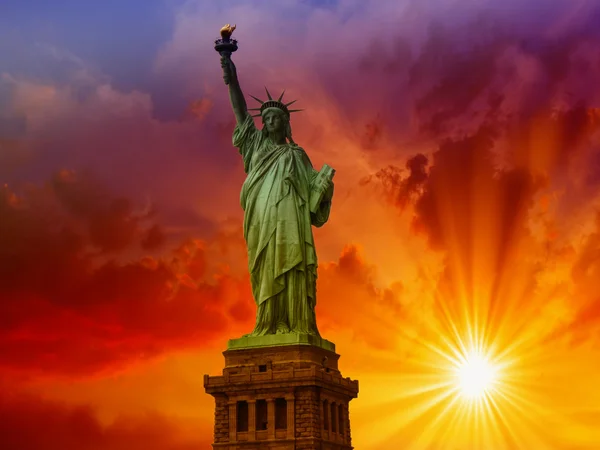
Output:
[
  {"xmin": 248, "ymin": 90, "xmax": 304, "ymax": 117},
  {"xmin": 264, "ymin": 87, "xmax": 273, "ymax": 100}
]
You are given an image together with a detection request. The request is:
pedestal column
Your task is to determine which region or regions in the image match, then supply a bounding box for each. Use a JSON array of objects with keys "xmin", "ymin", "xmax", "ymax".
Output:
[
  {"xmin": 228, "ymin": 401, "xmax": 237, "ymax": 442},
  {"xmin": 248, "ymin": 399, "xmax": 256, "ymax": 440},
  {"xmin": 323, "ymin": 399, "xmax": 330, "ymax": 440},
  {"xmin": 338, "ymin": 403, "xmax": 345, "ymax": 443},
  {"xmin": 267, "ymin": 398, "xmax": 276, "ymax": 439},
  {"xmin": 286, "ymin": 395, "xmax": 295, "ymax": 439},
  {"xmin": 331, "ymin": 401, "xmax": 337, "ymax": 438}
]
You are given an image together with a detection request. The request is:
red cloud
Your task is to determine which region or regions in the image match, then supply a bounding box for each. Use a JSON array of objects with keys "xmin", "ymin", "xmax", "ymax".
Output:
[
  {"xmin": 0, "ymin": 176, "xmax": 254, "ymax": 376},
  {"xmin": 0, "ymin": 391, "xmax": 210, "ymax": 450},
  {"xmin": 413, "ymin": 129, "xmax": 543, "ymax": 254}
]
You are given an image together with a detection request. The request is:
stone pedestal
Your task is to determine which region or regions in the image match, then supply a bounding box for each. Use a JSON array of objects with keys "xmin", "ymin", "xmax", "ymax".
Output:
[{"xmin": 204, "ymin": 336, "xmax": 359, "ymax": 449}]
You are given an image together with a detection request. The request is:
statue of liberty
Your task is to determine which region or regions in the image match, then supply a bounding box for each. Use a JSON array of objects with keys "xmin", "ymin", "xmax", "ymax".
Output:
[{"xmin": 216, "ymin": 25, "xmax": 335, "ymax": 337}]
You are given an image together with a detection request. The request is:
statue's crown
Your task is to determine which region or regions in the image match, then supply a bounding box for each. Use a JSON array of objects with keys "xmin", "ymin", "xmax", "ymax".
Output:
[{"xmin": 249, "ymin": 87, "xmax": 303, "ymax": 118}]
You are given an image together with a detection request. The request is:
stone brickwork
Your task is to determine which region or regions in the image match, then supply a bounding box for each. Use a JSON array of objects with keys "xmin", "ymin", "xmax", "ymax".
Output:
[
  {"xmin": 204, "ymin": 344, "xmax": 358, "ymax": 450},
  {"xmin": 295, "ymin": 387, "xmax": 321, "ymax": 441},
  {"xmin": 214, "ymin": 393, "xmax": 229, "ymax": 443},
  {"xmin": 344, "ymin": 403, "xmax": 352, "ymax": 446},
  {"xmin": 222, "ymin": 344, "xmax": 342, "ymax": 375}
]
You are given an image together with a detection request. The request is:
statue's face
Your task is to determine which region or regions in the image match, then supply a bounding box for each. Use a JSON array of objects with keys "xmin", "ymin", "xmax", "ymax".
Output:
[{"xmin": 264, "ymin": 111, "xmax": 285, "ymax": 134}]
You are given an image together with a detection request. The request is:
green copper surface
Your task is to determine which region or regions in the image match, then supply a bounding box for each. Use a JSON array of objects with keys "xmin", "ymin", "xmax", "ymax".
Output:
[
  {"xmin": 219, "ymin": 52, "xmax": 335, "ymax": 340},
  {"xmin": 227, "ymin": 334, "xmax": 335, "ymax": 352}
]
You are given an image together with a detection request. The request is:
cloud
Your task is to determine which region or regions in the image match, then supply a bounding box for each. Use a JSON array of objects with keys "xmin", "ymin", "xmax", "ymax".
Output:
[
  {"xmin": 141, "ymin": 224, "xmax": 167, "ymax": 250},
  {"xmin": 359, "ymin": 102, "xmax": 600, "ymax": 354},
  {"xmin": 540, "ymin": 212, "xmax": 600, "ymax": 345},
  {"xmin": 0, "ymin": 176, "xmax": 254, "ymax": 376},
  {"xmin": 317, "ymin": 244, "xmax": 406, "ymax": 350},
  {"xmin": 0, "ymin": 68, "xmax": 243, "ymax": 240},
  {"xmin": 364, "ymin": 118, "xmax": 592, "ymax": 333},
  {"xmin": 182, "ymin": 98, "xmax": 214, "ymax": 121},
  {"xmin": 2, "ymin": 3, "xmax": 600, "ymax": 450},
  {"xmin": 0, "ymin": 391, "xmax": 210, "ymax": 450},
  {"xmin": 354, "ymin": 0, "xmax": 600, "ymax": 338},
  {"xmin": 361, "ymin": 153, "xmax": 429, "ymax": 210},
  {"xmin": 3, "ymin": 0, "xmax": 600, "ymax": 239},
  {"xmin": 416, "ymin": 130, "xmax": 543, "ymax": 252},
  {"xmin": 1, "ymin": 0, "xmax": 600, "ymax": 374}
]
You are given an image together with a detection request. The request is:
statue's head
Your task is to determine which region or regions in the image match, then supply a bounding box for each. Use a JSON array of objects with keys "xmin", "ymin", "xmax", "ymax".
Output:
[
  {"xmin": 261, "ymin": 108, "xmax": 292, "ymax": 142},
  {"xmin": 249, "ymin": 88, "xmax": 302, "ymax": 144}
]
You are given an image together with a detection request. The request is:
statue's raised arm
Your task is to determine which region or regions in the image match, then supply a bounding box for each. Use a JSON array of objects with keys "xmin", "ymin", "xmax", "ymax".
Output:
[{"xmin": 215, "ymin": 24, "xmax": 248, "ymax": 124}]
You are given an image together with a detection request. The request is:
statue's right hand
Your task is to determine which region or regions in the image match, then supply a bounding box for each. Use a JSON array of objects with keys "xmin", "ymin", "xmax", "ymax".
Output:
[
  {"xmin": 220, "ymin": 56, "xmax": 237, "ymax": 85},
  {"xmin": 220, "ymin": 56, "xmax": 230, "ymax": 70}
]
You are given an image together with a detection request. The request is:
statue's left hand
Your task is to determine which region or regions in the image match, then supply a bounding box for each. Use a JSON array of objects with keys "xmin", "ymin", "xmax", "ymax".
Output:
[{"xmin": 319, "ymin": 178, "xmax": 333, "ymax": 193}]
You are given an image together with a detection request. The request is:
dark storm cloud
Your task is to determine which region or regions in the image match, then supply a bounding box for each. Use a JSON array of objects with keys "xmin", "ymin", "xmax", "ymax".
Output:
[{"xmin": 0, "ymin": 175, "xmax": 253, "ymax": 376}]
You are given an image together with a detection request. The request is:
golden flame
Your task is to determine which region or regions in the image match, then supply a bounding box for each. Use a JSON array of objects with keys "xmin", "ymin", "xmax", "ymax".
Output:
[{"xmin": 220, "ymin": 24, "xmax": 236, "ymax": 39}]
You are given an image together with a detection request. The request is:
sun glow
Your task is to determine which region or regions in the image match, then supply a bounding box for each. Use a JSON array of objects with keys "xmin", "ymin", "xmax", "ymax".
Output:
[{"xmin": 454, "ymin": 350, "xmax": 498, "ymax": 400}]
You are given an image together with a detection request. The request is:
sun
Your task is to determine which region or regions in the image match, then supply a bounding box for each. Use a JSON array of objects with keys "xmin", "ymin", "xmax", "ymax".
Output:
[{"xmin": 454, "ymin": 349, "xmax": 498, "ymax": 400}]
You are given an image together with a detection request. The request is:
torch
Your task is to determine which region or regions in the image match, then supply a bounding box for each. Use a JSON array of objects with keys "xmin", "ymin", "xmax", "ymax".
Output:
[{"xmin": 214, "ymin": 24, "xmax": 238, "ymax": 85}]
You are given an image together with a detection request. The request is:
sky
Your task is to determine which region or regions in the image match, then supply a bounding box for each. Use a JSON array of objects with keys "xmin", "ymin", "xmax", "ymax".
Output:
[{"xmin": 1, "ymin": 0, "xmax": 600, "ymax": 448}]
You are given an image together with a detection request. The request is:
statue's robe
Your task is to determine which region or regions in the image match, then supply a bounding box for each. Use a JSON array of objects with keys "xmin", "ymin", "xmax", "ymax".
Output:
[{"xmin": 233, "ymin": 114, "xmax": 333, "ymax": 335}]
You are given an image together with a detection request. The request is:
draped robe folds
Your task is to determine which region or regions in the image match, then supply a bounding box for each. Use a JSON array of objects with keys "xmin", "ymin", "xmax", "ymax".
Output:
[{"xmin": 233, "ymin": 114, "xmax": 333, "ymax": 336}]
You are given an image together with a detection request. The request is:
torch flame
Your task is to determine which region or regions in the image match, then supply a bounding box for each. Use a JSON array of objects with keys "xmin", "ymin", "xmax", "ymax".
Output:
[{"xmin": 220, "ymin": 24, "xmax": 236, "ymax": 39}]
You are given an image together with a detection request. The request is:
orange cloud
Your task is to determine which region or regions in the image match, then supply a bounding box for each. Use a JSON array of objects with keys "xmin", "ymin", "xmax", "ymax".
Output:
[
  {"xmin": 317, "ymin": 244, "xmax": 406, "ymax": 350},
  {"xmin": 358, "ymin": 99, "xmax": 600, "ymax": 361},
  {"xmin": 3, "ymin": 2, "xmax": 600, "ymax": 448}
]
